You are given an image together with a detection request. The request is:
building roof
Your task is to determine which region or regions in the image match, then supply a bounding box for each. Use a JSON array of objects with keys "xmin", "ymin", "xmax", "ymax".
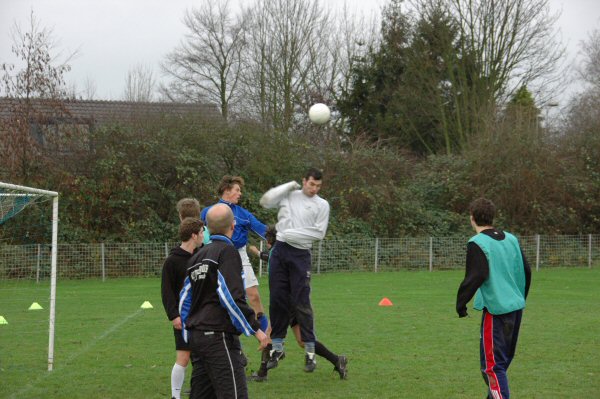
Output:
[{"xmin": 0, "ymin": 97, "xmax": 220, "ymax": 125}]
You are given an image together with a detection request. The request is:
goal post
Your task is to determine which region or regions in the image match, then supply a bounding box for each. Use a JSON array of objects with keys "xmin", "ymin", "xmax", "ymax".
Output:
[{"xmin": 0, "ymin": 181, "xmax": 59, "ymax": 371}]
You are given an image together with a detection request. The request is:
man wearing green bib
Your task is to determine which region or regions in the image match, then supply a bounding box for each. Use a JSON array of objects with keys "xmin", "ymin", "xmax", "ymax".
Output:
[{"xmin": 456, "ymin": 198, "xmax": 531, "ymax": 399}]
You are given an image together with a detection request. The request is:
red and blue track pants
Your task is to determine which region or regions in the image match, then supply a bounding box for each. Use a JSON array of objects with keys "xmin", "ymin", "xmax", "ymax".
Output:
[{"xmin": 480, "ymin": 308, "xmax": 523, "ymax": 399}]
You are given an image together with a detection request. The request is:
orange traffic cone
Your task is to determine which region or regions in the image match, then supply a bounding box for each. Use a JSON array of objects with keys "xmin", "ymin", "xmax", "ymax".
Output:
[{"xmin": 378, "ymin": 297, "xmax": 393, "ymax": 306}]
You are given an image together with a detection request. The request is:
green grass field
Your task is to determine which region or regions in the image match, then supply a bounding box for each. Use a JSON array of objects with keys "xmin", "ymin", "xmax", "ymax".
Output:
[{"xmin": 1, "ymin": 269, "xmax": 599, "ymax": 398}]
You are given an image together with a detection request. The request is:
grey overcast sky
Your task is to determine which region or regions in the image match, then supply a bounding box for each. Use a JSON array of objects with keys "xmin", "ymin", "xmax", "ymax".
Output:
[{"xmin": 1, "ymin": 0, "xmax": 598, "ymax": 106}]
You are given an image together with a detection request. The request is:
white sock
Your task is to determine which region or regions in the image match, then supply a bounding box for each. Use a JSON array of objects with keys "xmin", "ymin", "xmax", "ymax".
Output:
[{"xmin": 171, "ymin": 363, "xmax": 187, "ymax": 399}]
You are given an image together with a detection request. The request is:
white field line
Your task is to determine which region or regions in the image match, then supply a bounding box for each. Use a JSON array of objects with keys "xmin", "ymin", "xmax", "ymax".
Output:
[{"xmin": 8, "ymin": 308, "xmax": 144, "ymax": 399}]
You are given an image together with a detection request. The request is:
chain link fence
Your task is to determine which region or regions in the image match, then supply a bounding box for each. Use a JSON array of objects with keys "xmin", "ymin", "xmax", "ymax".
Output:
[{"xmin": 1, "ymin": 235, "xmax": 598, "ymax": 281}]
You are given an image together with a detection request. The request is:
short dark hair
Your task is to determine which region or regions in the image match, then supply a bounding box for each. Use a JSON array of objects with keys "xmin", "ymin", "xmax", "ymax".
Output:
[
  {"xmin": 179, "ymin": 217, "xmax": 203, "ymax": 241},
  {"xmin": 217, "ymin": 175, "xmax": 244, "ymax": 196},
  {"xmin": 304, "ymin": 167, "xmax": 323, "ymax": 181},
  {"xmin": 177, "ymin": 198, "xmax": 201, "ymax": 220},
  {"xmin": 469, "ymin": 198, "xmax": 496, "ymax": 226}
]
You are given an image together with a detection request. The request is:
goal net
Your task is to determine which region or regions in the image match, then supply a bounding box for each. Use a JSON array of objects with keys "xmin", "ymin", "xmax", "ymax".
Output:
[{"xmin": 0, "ymin": 182, "xmax": 58, "ymax": 372}]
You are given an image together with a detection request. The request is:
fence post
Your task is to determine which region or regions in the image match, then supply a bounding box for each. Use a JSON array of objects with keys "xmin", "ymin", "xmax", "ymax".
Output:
[
  {"xmin": 258, "ymin": 241, "xmax": 263, "ymax": 277},
  {"xmin": 535, "ymin": 234, "xmax": 540, "ymax": 271},
  {"xmin": 36, "ymin": 243, "xmax": 41, "ymax": 283},
  {"xmin": 317, "ymin": 240, "xmax": 322, "ymax": 274},
  {"xmin": 164, "ymin": 242, "xmax": 169, "ymax": 258},
  {"xmin": 429, "ymin": 237, "xmax": 433, "ymax": 272},
  {"xmin": 101, "ymin": 243, "xmax": 106, "ymax": 282},
  {"xmin": 589, "ymin": 234, "xmax": 593, "ymax": 269},
  {"xmin": 374, "ymin": 238, "xmax": 379, "ymax": 273}
]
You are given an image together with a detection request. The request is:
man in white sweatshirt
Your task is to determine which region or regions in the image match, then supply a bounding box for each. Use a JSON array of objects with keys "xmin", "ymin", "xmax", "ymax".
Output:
[{"xmin": 259, "ymin": 168, "xmax": 330, "ymax": 373}]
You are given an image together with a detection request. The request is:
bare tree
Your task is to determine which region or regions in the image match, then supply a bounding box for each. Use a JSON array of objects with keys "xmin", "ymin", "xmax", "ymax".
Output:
[
  {"xmin": 123, "ymin": 63, "xmax": 156, "ymax": 102},
  {"xmin": 159, "ymin": 0, "xmax": 372, "ymax": 129},
  {"xmin": 578, "ymin": 29, "xmax": 600, "ymax": 90},
  {"xmin": 333, "ymin": 4, "xmax": 380, "ymax": 103},
  {"xmin": 82, "ymin": 76, "xmax": 98, "ymax": 100},
  {"xmin": 161, "ymin": 0, "xmax": 245, "ymax": 120},
  {"xmin": 1, "ymin": 11, "xmax": 74, "ymax": 100},
  {"xmin": 298, "ymin": 3, "xmax": 379, "ymax": 139},
  {"xmin": 0, "ymin": 11, "xmax": 77, "ymax": 182},
  {"xmin": 63, "ymin": 76, "xmax": 97, "ymax": 100},
  {"xmin": 240, "ymin": 0, "xmax": 346, "ymax": 131},
  {"xmin": 448, "ymin": 0, "xmax": 564, "ymax": 102}
]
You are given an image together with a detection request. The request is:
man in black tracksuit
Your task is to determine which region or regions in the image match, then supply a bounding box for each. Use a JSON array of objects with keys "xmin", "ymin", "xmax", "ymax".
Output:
[{"xmin": 180, "ymin": 203, "xmax": 268, "ymax": 399}]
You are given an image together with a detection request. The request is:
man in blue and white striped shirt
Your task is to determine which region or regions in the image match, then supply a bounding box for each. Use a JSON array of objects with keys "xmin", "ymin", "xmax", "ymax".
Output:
[{"xmin": 180, "ymin": 204, "xmax": 268, "ymax": 398}]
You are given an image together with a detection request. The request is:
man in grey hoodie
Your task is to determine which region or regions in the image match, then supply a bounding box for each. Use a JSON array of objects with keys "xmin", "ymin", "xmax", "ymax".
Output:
[{"xmin": 259, "ymin": 167, "xmax": 330, "ymax": 373}]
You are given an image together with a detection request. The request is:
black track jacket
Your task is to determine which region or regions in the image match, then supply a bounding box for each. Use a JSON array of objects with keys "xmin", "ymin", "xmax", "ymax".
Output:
[{"xmin": 182, "ymin": 235, "xmax": 260, "ymax": 336}]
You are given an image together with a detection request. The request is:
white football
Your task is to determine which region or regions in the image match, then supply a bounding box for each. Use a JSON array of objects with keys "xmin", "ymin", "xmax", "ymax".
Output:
[{"xmin": 308, "ymin": 103, "xmax": 331, "ymax": 125}]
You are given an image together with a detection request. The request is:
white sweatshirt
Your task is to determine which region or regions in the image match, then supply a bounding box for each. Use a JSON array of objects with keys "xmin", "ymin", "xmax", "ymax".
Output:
[{"xmin": 260, "ymin": 181, "xmax": 330, "ymax": 250}]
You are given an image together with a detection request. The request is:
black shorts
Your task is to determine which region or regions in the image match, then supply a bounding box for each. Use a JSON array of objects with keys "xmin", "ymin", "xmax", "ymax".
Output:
[{"xmin": 173, "ymin": 327, "xmax": 190, "ymax": 351}]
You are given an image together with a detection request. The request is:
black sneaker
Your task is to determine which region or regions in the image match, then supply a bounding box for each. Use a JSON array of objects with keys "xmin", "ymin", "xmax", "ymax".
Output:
[
  {"xmin": 249, "ymin": 371, "xmax": 268, "ymax": 382},
  {"xmin": 334, "ymin": 355, "xmax": 348, "ymax": 379},
  {"xmin": 304, "ymin": 353, "xmax": 316, "ymax": 372},
  {"xmin": 266, "ymin": 350, "xmax": 285, "ymax": 370}
]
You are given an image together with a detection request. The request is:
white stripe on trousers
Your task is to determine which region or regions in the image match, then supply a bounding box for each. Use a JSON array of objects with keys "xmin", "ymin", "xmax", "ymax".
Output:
[{"xmin": 221, "ymin": 333, "xmax": 238, "ymax": 399}]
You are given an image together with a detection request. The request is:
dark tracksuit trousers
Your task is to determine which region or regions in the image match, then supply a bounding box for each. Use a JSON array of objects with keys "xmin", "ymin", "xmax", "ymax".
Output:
[
  {"xmin": 268, "ymin": 241, "xmax": 315, "ymax": 343},
  {"xmin": 480, "ymin": 309, "xmax": 523, "ymax": 399},
  {"xmin": 189, "ymin": 330, "xmax": 248, "ymax": 399}
]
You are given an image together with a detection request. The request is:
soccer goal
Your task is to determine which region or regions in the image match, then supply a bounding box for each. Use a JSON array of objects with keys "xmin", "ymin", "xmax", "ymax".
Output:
[{"xmin": 0, "ymin": 181, "xmax": 58, "ymax": 371}]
